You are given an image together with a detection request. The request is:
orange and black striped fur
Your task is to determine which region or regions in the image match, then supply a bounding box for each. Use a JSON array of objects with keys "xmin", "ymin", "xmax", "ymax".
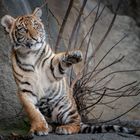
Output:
[{"xmin": 1, "ymin": 8, "xmax": 135, "ymax": 136}]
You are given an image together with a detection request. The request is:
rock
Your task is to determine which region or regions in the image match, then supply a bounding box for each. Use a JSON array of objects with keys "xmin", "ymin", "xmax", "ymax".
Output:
[
  {"xmin": 33, "ymin": 133, "xmax": 140, "ymax": 140},
  {"xmin": 0, "ymin": 0, "xmax": 22, "ymax": 128},
  {"xmin": 46, "ymin": 0, "xmax": 140, "ymax": 121},
  {"xmin": 0, "ymin": 0, "xmax": 140, "ymax": 129},
  {"xmin": 101, "ymin": 0, "xmax": 140, "ymax": 26}
]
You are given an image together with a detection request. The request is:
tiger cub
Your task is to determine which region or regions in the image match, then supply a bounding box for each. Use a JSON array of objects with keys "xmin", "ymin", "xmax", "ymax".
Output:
[{"xmin": 1, "ymin": 8, "xmax": 135, "ymax": 136}]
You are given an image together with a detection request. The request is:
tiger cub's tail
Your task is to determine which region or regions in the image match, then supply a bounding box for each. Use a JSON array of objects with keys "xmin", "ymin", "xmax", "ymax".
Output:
[{"xmin": 80, "ymin": 123, "xmax": 135, "ymax": 134}]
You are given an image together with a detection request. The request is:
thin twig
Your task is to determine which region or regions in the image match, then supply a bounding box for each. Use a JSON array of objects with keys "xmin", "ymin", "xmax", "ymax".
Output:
[
  {"xmin": 67, "ymin": 0, "xmax": 88, "ymax": 51},
  {"xmin": 79, "ymin": 89, "xmax": 106, "ymax": 112},
  {"xmin": 99, "ymin": 102, "xmax": 140, "ymax": 124},
  {"xmin": 39, "ymin": 0, "xmax": 48, "ymax": 9},
  {"xmin": 55, "ymin": 0, "xmax": 74, "ymax": 52}
]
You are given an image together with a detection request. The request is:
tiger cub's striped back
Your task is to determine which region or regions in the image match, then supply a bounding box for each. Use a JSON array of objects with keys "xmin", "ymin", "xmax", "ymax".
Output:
[{"xmin": 1, "ymin": 7, "xmax": 135, "ymax": 136}]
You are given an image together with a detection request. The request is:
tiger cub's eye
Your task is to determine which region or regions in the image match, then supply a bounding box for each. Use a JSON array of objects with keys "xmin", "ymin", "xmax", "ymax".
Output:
[
  {"xmin": 34, "ymin": 22, "xmax": 39, "ymax": 28},
  {"xmin": 20, "ymin": 28, "xmax": 26, "ymax": 32},
  {"xmin": 17, "ymin": 26, "xmax": 27, "ymax": 34}
]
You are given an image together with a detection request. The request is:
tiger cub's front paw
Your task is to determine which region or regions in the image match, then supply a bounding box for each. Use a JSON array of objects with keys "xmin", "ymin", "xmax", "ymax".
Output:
[
  {"xmin": 62, "ymin": 50, "xmax": 83, "ymax": 67},
  {"xmin": 30, "ymin": 121, "xmax": 49, "ymax": 136}
]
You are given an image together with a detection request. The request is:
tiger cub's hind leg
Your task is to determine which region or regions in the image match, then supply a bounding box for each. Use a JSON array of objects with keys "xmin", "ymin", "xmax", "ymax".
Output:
[
  {"xmin": 56, "ymin": 123, "xmax": 80, "ymax": 135},
  {"xmin": 55, "ymin": 101, "xmax": 81, "ymax": 135},
  {"xmin": 18, "ymin": 92, "xmax": 49, "ymax": 136}
]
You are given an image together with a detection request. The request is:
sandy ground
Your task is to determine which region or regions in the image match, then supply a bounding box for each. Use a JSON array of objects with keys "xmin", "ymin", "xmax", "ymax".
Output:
[{"xmin": 33, "ymin": 133, "xmax": 140, "ymax": 140}]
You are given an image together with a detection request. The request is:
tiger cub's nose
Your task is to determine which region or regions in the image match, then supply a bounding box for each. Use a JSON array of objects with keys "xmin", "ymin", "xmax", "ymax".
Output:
[{"xmin": 26, "ymin": 42, "xmax": 32, "ymax": 48}]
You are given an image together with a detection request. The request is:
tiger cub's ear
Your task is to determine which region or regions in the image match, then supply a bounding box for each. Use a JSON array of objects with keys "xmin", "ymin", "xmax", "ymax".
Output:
[
  {"xmin": 33, "ymin": 7, "xmax": 42, "ymax": 19},
  {"xmin": 1, "ymin": 15, "xmax": 15, "ymax": 32}
]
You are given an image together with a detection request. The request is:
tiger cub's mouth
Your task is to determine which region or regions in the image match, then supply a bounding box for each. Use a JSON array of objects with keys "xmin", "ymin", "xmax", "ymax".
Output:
[
  {"xmin": 25, "ymin": 41, "xmax": 42, "ymax": 48},
  {"xmin": 14, "ymin": 41, "xmax": 44, "ymax": 52}
]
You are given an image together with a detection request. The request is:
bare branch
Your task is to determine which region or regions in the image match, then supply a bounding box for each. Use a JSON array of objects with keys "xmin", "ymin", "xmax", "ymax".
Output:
[
  {"xmin": 67, "ymin": 0, "xmax": 88, "ymax": 51},
  {"xmin": 99, "ymin": 102, "xmax": 140, "ymax": 124},
  {"xmin": 79, "ymin": 89, "xmax": 106, "ymax": 112},
  {"xmin": 55, "ymin": 0, "xmax": 74, "ymax": 52}
]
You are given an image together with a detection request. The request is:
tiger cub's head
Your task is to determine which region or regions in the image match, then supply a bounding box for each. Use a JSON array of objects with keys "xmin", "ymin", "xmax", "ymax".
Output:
[{"xmin": 1, "ymin": 8, "xmax": 46, "ymax": 51}]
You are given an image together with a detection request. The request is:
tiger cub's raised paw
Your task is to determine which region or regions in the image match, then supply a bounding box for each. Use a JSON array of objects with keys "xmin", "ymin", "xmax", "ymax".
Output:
[{"xmin": 62, "ymin": 50, "xmax": 83, "ymax": 67}]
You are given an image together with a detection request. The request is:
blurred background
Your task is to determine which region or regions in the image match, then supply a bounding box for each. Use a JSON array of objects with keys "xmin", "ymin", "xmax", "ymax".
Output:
[{"xmin": 0, "ymin": 0, "xmax": 140, "ymax": 133}]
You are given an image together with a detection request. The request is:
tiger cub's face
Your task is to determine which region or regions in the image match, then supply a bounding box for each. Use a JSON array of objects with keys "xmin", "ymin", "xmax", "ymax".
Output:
[{"xmin": 1, "ymin": 8, "xmax": 45, "ymax": 51}]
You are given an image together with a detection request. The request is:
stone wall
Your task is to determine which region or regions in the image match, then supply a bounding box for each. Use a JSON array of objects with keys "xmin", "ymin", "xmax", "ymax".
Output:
[
  {"xmin": 47, "ymin": 0, "xmax": 140, "ymax": 121},
  {"xmin": 101, "ymin": 0, "xmax": 140, "ymax": 26},
  {"xmin": 0, "ymin": 0, "xmax": 140, "ymax": 129},
  {"xmin": 0, "ymin": 0, "xmax": 20, "ymax": 128}
]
